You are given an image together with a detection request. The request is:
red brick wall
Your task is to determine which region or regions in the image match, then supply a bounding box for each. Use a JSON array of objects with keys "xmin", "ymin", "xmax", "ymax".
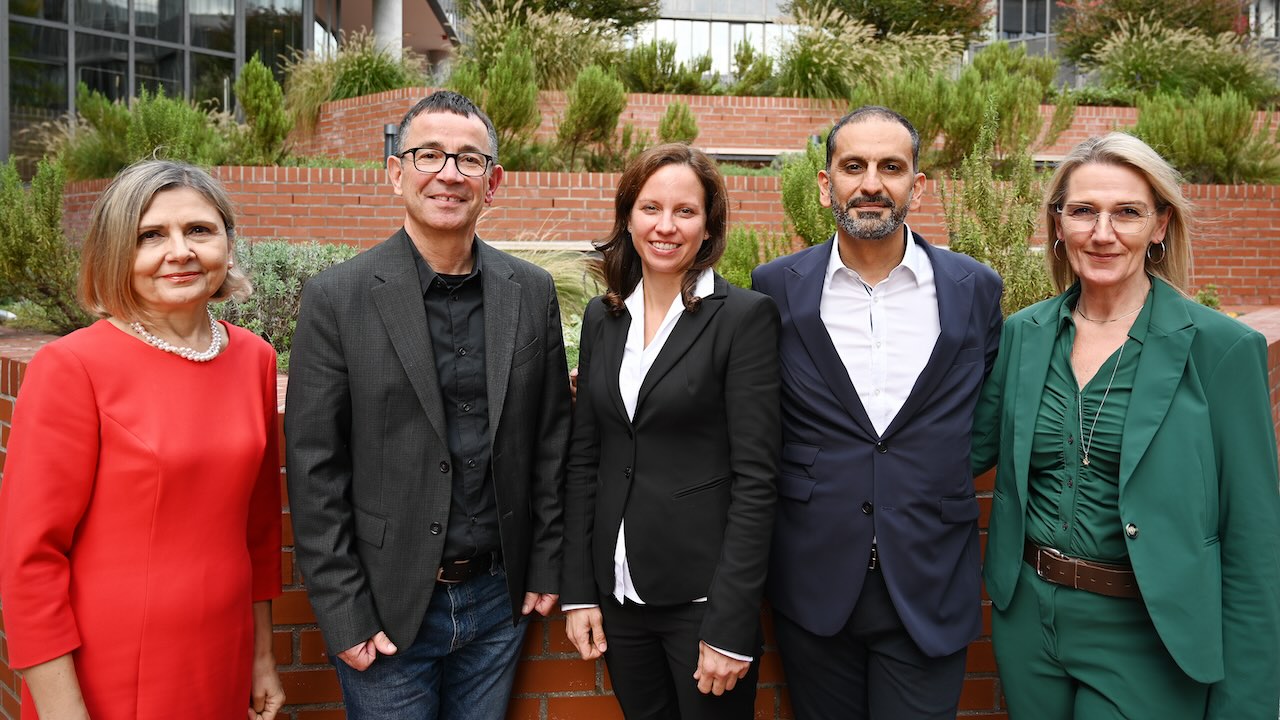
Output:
[
  {"xmin": 63, "ymin": 170, "xmax": 1280, "ymax": 306},
  {"xmin": 2, "ymin": 314, "xmax": 1277, "ymax": 719}
]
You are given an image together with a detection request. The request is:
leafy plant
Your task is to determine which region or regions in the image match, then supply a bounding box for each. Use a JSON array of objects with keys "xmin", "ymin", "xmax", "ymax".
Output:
[
  {"xmin": 1092, "ymin": 18, "xmax": 1279, "ymax": 106},
  {"xmin": 460, "ymin": 0, "xmax": 659, "ymax": 31},
  {"xmin": 658, "ymin": 102, "xmax": 699, "ymax": 145},
  {"xmin": 459, "ymin": 32, "xmax": 542, "ymax": 154},
  {"xmin": 718, "ymin": 227, "xmax": 793, "ymax": 289},
  {"xmin": 557, "ymin": 65, "xmax": 627, "ymax": 169},
  {"xmin": 232, "ymin": 53, "xmax": 292, "ymax": 165},
  {"xmin": 617, "ymin": 40, "xmax": 718, "ymax": 95},
  {"xmin": 1132, "ymin": 89, "xmax": 1280, "ymax": 184},
  {"xmin": 0, "ymin": 158, "xmax": 92, "ymax": 334},
  {"xmin": 1195, "ymin": 283, "xmax": 1222, "ymax": 310},
  {"xmin": 942, "ymin": 102, "xmax": 1053, "ymax": 317},
  {"xmin": 216, "ymin": 239, "xmax": 360, "ymax": 370},
  {"xmin": 780, "ymin": 142, "xmax": 835, "ymax": 246},
  {"xmin": 789, "ymin": 0, "xmax": 993, "ymax": 45},
  {"xmin": 1056, "ymin": 0, "xmax": 1248, "ymax": 66},
  {"xmin": 457, "ymin": 0, "xmax": 620, "ymax": 90},
  {"xmin": 728, "ymin": 41, "xmax": 776, "ymax": 97}
]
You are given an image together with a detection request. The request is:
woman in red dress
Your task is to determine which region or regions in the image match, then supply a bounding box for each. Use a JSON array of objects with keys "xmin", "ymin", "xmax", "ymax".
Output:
[{"xmin": 0, "ymin": 160, "xmax": 285, "ymax": 719}]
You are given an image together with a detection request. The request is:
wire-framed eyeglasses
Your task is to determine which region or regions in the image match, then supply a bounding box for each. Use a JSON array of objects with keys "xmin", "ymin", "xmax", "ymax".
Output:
[
  {"xmin": 398, "ymin": 147, "xmax": 494, "ymax": 177},
  {"xmin": 1056, "ymin": 203, "xmax": 1157, "ymax": 235}
]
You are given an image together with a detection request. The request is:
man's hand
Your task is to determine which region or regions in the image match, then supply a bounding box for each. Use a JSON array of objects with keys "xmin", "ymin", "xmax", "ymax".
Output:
[
  {"xmin": 522, "ymin": 592, "xmax": 559, "ymax": 616},
  {"xmin": 568, "ymin": 367, "xmax": 579, "ymax": 405},
  {"xmin": 693, "ymin": 641, "xmax": 750, "ymax": 696},
  {"xmin": 336, "ymin": 631, "xmax": 397, "ymax": 671},
  {"xmin": 565, "ymin": 607, "xmax": 607, "ymax": 660}
]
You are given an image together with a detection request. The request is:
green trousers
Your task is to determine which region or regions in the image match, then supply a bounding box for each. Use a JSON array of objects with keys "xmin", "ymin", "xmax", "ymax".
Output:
[{"xmin": 992, "ymin": 562, "xmax": 1209, "ymax": 719}]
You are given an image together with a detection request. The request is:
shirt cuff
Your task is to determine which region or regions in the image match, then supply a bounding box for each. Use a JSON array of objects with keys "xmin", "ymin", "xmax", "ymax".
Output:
[
  {"xmin": 706, "ymin": 643, "xmax": 753, "ymax": 663},
  {"xmin": 561, "ymin": 603, "xmax": 600, "ymax": 612}
]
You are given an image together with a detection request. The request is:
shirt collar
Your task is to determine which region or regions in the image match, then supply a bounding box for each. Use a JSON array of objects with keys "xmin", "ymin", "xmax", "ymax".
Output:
[
  {"xmin": 623, "ymin": 267, "xmax": 715, "ymax": 315},
  {"xmin": 1060, "ymin": 279, "xmax": 1155, "ymax": 345},
  {"xmin": 405, "ymin": 233, "xmax": 482, "ymax": 296},
  {"xmin": 824, "ymin": 224, "xmax": 930, "ymax": 287}
]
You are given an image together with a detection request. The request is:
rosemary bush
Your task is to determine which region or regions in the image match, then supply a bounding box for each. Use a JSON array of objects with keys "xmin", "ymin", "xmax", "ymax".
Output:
[
  {"xmin": 1132, "ymin": 89, "xmax": 1280, "ymax": 184},
  {"xmin": 658, "ymin": 102, "xmax": 699, "ymax": 145},
  {"xmin": 780, "ymin": 141, "xmax": 835, "ymax": 247}
]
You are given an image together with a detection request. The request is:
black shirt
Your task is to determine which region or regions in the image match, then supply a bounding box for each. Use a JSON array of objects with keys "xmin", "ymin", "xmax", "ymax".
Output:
[{"xmin": 407, "ymin": 236, "xmax": 498, "ymax": 561}]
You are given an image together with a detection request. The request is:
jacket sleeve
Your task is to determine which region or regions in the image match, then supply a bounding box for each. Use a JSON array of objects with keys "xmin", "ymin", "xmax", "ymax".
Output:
[
  {"xmin": 1205, "ymin": 330, "xmax": 1280, "ymax": 718},
  {"xmin": 0, "ymin": 343, "xmax": 97, "ymax": 669},
  {"xmin": 284, "ymin": 278, "xmax": 381, "ymax": 653},
  {"xmin": 971, "ymin": 316, "xmax": 1015, "ymax": 477},
  {"xmin": 523, "ymin": 277, "xmax": 572, "ymax": 593},
  {"xmin": 560, "ymin": 300, "xmax": 603, "ymax": 605},
  {"xmin": 699, "ymin": 293, "xmax": 782, "ymax": 656}
]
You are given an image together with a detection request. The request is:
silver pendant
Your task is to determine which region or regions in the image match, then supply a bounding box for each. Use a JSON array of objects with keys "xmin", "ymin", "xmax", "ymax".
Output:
[{"xmin": 1082, "ymin": 456, "xmax": 1090, "ymax": 467}]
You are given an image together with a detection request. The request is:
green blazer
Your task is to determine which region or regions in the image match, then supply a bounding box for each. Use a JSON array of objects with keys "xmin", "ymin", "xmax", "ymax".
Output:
[{"xmin": 973, "ymin": 278, "xmax": 1280, "ymax": 718}]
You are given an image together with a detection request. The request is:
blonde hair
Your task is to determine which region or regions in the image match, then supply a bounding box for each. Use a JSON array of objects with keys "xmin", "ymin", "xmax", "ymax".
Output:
[
  {"xmin": 79, "ymin": 160, "xmax": 250, "ymax": 320},
  {"xmin": 1044, "ymin": 132, "xmax": 1192, "ymax": 294}
]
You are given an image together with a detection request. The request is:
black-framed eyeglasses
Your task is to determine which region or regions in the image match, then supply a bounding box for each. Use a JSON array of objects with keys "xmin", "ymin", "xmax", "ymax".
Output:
[{"xmin": 398, "ymin": 147, "xmax": 494, "ymax": 177}]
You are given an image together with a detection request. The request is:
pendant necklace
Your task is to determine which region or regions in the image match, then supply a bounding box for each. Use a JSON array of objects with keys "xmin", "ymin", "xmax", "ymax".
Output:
[
  {"xmin": 1077, "ymin": 341, "xmax": 1125, "ymax": 467},
  {"xmin": 130, "ymin": 306, "xmax": 223, "ymax": 362}
]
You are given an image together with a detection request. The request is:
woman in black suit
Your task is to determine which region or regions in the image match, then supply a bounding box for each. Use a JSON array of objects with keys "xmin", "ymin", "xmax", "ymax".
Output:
[{"xmin": 561, "ymin": 143, "xmax": 781, "ymax": 719}]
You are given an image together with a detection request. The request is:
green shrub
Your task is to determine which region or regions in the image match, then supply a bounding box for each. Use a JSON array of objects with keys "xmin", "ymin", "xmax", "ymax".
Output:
[
  {"xmin": 617, "ymin": 41, "xmax": 718, "ymax": 95},
  {"xmin": 125, "ymin": 86, "xmax": 229, "ymax": 166},
  {"xmin": 728, "ymin": 41, "xmax": 776, "ymax": 97},
  {"xmin": 780, "ymin": 142, "xmax": 835, "ymax": 246},
  {"xmin": 476, "ymin": 32, "xmax": 543, "ymax": 153},
  {"xmin": 718, "ymin": 227, "xmax": 792, "ymax": 289},
  {"xmin": 1061, "ymin": 84, "xmax": 1138, "ymax": 108},
  {"xmin": 216, "ymin": 239, "xmax": 360, "ymax": 370},
  {"xmin": 1092, "ymin": 19, "xmax": 1279, "ymax": 106},
  {"xmin": 1131, "ymin": 89, "xmax": 1280, "ymax": 184},
  {"xmin": 942, "ymin": 103, "xmax": 1053, "ymax": 317},
  {"xmin": 791, "ymin": 0, "xmax": 993, "ymax": 45},
  {"xmin": 232, "ymin": 53, "xmax": 292, "ymax": 165},
  {"xmin": 971, "ymin": 41, "xmax": 1059, "ymax": 99},
  {"xmin": 458, "ymin": 0, "xmax": 620, "ymax": 90},
  {"xmin": 0, "ymin": 158, "xmax": 91, "ymax": 334},
  {"xmin": 557, "ymin": 65, "xmax": 627, "ymax": 169},
  {"xmin": 1195, "ymin": 283, "xmax": 1222, "ymax": 310},
  {"xmin": 60, "ymin": 85, "xmax": 132, "ymax": 180},
  {"xmin": 1056, "ymin": 0, "xmax": 1248, "ymax": 66},
  {"xmin": 658, "ymin": 102, "xmax": 699, "ymax": 144},
  {"xmin": 460, "ymin": 0, "xmax": 659, "ymax": 32},
  {"xmin": 284, "ymin": 30, "xmax": 427, "ymax": 135}
]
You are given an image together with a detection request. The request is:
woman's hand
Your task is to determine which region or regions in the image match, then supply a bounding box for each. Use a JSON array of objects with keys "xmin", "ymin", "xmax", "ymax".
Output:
[
  {"xmin": 22, "ymin": 654, "xmax": 91, "ymax": 720},
  {"xmin": 248, "ymin": 653, "xmax": 285, "ymax": 720},
  {"xmin": 565, "ymin": 607, "xmax": 607, "ymax": 660},
  {"xmin": 693, "ymin": 641, "xmax": 750, "ymax": 696}
]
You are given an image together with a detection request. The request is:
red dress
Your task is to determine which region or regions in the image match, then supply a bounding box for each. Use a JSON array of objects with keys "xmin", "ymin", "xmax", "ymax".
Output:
[{"xmin": 0, "ymin": 320, "xmax": 282, "ymax": 719}]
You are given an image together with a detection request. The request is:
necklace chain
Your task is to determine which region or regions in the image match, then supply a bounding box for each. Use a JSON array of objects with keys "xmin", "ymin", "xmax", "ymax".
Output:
[
  {"xmin": 130, "ymin": 307, "xmax": 222, "ymax": 362},
  {"xmin": 1076, "ymin": 300, "xmax": 1144, "ymax": 324},
  {"xmin": 1077, "ymin": 341, "xmax": 1125, "ymax": 467}
]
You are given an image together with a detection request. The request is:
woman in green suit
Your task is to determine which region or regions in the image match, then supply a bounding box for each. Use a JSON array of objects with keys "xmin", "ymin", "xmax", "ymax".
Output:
[{"xmin": 973, "ymin": 133, "xmax": 1280, "ymax": 719}]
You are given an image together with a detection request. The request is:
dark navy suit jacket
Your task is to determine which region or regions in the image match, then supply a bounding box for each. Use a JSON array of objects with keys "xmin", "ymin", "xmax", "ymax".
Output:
[{"xmin": 751, "ymin": 231, "xmax": 1002, "ymax": 658}]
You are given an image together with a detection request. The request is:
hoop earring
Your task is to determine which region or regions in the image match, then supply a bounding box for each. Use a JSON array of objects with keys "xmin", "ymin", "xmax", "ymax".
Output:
[
  {"xmin": 1052, "ymin": 238, "xmax": 1065, "ymax": 261},
  {"xmin": 1147, "ymin": 242, "xmax": 1166, "ymax": 264}
]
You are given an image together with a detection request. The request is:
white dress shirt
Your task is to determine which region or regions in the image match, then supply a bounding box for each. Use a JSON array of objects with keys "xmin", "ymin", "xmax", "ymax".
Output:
[{"xmin": 820, "ymin": 226, "xmax": 940, "ymax": 435}]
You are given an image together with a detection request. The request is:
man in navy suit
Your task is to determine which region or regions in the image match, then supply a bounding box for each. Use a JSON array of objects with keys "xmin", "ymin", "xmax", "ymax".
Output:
[{"xmin": 752, "ymin": 106, "xmax": 1003, "ymax": 719}]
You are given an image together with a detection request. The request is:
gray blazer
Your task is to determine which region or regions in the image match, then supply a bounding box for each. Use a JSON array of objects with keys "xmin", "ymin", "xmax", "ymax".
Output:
[{"xmin": 285, "ymin": 230, "xmax": 571, "ymax": 653}]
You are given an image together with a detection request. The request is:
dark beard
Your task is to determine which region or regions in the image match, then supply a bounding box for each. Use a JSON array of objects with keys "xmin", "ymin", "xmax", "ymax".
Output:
[{"xmin": 830, "ymin": 192, "xmax": 911, "ymax": 240}]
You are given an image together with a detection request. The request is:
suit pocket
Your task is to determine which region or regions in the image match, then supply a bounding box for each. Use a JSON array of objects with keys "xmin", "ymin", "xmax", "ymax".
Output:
[
  {"xmin": 672, "ymin": 474, "xmax": 731, "ymax": 499},
  {"xmin": 354, "ymin": 506, "xmax": 388, "ymax": 548},
  {"xmin": 512, "ymin": 336, "xmax": 540, "ymax": 367},
  {"xmin": 778, "ymin": 473, "xmax": 815, "ymax": 502},
  {"xmin": 939, "ymin": 494, "xmax": 980, "ymax": 523}
]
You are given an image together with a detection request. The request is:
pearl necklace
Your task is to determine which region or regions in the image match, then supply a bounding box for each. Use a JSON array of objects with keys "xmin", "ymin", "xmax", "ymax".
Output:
[{"xmin": 130, "ymin": 307, "xmax": 223, "ymax": 362}]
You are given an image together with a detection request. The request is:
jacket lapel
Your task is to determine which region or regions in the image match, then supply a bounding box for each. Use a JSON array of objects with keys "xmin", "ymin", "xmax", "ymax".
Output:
[
  {"xmin": 1119, "ymin": 279, "xmax": 1195, "ymax": 494},
  {"xmin": 635, "ymin": 276, "xmax": 727, "ymax": 411},
  {"xmin": 1011, "ymin": 294, "xmax": 1062, "ymax": 509},
  {"xmin": 371, "ymin": 230, "xmax": 447, "ymax": 442},
  {"xmin": 784, "ymin": 240, "xmax": 877, "ymax": 441},
  {"xmin": 479, "ymin": 240, "xmax": 520, "ymax": 439},
  {"xmin": 599, "ymin": 304, "xmax": 631, "ymax": 424},
  {"xmin": 883, "ymin": 238, "xmax": 973, "ymax": 438}
]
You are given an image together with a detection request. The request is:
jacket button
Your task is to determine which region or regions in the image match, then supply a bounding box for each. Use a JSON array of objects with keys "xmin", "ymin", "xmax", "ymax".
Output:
[
  {"xmin": 861, "ymin": 502, "xmax": 873, "ymax": 515},
  {"xmin": 623, "ymin": 466, "xmax": 632, "ymax": 477},
  {"xmin": 440, "ymin": 461, "xmax": 450, "ymax": 473},
  {"xmin": 875, "ymin": 441, "xmax": 888, "ymax": 454},
  {"xmin": 1125, "ymin": 522, "xmax": 1139, "ymax": 539},
  {"xmin": 430, "ymin": 522, "xmax": 442, "ymax": 535}
]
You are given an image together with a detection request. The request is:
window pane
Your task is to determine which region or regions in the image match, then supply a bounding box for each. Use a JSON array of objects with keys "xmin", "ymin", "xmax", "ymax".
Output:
[
  {"xmin": 10, "ymin": 22, "xmax": 68, "ymax": 177},
  {"xmin": 136, "ymin": 43, "xmax": 183, "ymax": 97},
  {"xmin": 710, "ymin": 21, "xmax": 730, "ymax": 76},
  {"xmin": 192, "ymin": 52, "xmax": 234, "ymax": 111},
  {"xmin": 76, "ymin": 0, "xmax": 128, "ymax": 33},
  {"xmin": 75, "ymin": 32, "xmax": 128, "ymax": 101},
  {"xmin": 11, "ymin": 0, "xmax": 67, "ymax": 22},
  {"xmin": 191, "ymin": 0, "xmax": 234, "ymax": 51},
  {"xmin": 136, "ymin": 0, "xmax": 184, "ymax": 43},
  {"xmin": 1000, "ymin": 0, "xmax": 1024, "ymax": 38},
  {"xmin": 246, "ymin": 0, "xmax": 303, "ymax": 81},
  {"xmin": 1028, "ymin": 0, "xmax": 1048, "ymax": 34}
]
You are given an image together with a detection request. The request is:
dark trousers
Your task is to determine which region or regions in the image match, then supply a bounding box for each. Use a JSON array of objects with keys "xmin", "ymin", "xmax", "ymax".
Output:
[
  {"xmin": 773, "ymin": 567, "xmax": 967, "ymax": 720},
  {"xmin": 600, "ymin": 596, "xmax": 760, "ymax": 720}
]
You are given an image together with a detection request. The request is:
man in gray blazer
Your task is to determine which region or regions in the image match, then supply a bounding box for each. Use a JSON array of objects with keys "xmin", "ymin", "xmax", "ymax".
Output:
[{"xmin": 285, "ymin": 90, "xmax": 571, "ymax": 718}]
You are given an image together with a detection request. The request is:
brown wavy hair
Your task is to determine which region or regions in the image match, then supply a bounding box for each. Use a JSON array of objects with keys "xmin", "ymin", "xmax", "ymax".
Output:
[{"xmin": 596, "ymin": 143, "xmax": 728, "ymax": 315}]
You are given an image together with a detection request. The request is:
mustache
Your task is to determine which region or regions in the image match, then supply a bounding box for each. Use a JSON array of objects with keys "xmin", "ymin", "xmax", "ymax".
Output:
[{"xmin": 846, "ymin": 195, "xmax": 895, "ymax": 211}]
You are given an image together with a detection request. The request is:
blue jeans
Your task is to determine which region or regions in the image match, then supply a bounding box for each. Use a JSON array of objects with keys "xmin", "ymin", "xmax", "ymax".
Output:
[{"xmin": 333, "ymin": 566, "xmax": 528, "ymax": 719}]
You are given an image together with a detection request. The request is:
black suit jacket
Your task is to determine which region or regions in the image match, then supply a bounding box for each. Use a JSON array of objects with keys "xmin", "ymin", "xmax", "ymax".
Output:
[
  {"xmin": 561, "ymin": 275, "xmax": 781, "ymax": 656},
  {"xmin": 285, "ymin": 231, "xmax": 572, "ymax": 653}
]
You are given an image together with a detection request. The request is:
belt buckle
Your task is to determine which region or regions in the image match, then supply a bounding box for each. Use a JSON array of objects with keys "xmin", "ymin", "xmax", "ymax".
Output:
[
  {"xmin": 436, "ymin": 558, "xmax": 471, "ymax": 585},
  {"xmin": 1037, "ymin": 545, "xmax": 1068, "ymax": 579}
]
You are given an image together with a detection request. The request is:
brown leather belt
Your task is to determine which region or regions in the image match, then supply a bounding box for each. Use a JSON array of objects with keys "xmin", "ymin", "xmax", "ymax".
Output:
[
  {"xmin": 436, "ymin": 552, "xmax": 498, "ymax": 584},
  {"xmin": 1023, "ymin": 542, "xmax": 1140, "ymax": 599}
]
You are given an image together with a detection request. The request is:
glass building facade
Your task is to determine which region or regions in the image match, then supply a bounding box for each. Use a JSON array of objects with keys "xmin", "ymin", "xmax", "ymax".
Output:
[{"xmin": 633, "ymin": 0, "xmax": 794, "ymax": 77}]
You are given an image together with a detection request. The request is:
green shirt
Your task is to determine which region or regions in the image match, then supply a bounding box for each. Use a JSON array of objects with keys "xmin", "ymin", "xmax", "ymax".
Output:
[{"xmin": 1025, "ymin": 286, "xmax": 1153, "ymax": 563}]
